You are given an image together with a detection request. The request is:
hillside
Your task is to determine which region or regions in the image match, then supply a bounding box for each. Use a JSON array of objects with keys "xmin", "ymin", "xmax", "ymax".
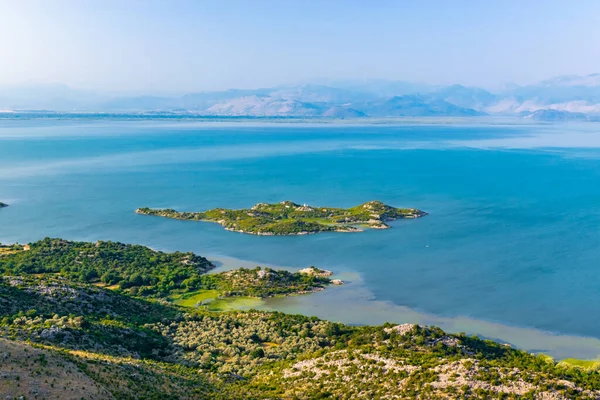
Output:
[
  {"xmin": 0, "ymin": 238, "xmax": 215, "ymax": 297},
  {"xmin": 322, "ymin": 105, "xmax": 366, "ymax": 118},
  {"xmin": 0, "ymin": 337, "xmax": 112, "ymax": 399},
  {"xmin": 2, "ymin": 271, "xmax": 600, "ymax": 398},
  {"xmin": 524, "ymin": 109, "xmax": 590, "ymax": 122},
  {"xmin": 203, "ymin": 95, "xmax": 326, "ymax": 116},
  {"xmin": 2, "ymin": 240, "xmax": 600, "ymax": 398},
  {"xmin": 362, "ymin": 95, "xmax": 484, "ymax": 117}
]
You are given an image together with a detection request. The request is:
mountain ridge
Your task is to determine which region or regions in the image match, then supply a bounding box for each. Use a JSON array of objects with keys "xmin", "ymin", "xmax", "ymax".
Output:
[{"xmin": 5, "ymin": 73, "xmax": 600, "ymax": 120}]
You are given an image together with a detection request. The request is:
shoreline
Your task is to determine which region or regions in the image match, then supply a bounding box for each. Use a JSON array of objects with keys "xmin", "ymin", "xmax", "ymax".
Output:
[
  {"xmin": 4, "ymin": 237, "xmax": 600, "ymax": 361},
  {"xmin": 0, "ymin": 113, "xmax": 549, "ymax": 127},
  {"xmin": 207, "ymin": 253, "xmax": 600, "ymax": 361}
]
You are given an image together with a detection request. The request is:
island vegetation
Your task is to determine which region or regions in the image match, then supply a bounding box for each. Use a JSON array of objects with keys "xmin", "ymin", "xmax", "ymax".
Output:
[
  {"xmin": 136, "ymin": 200, "xmax": 426, "ymax": 235},
  {"xmin": 0, "ymin": 201, "xmax": 8, "ymax": 208},
  {"xmin": 1, "ymin": 241, "xmax": 600, "ymax": 398},
  {"xmin": 197, "ymin": 266, "xmax": 332, "ymax": 297}
]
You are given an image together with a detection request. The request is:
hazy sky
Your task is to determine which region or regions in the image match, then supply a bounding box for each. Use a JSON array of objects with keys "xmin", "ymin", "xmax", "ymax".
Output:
[{"xmin": 2, "ymin": 0, "xmax": 600, "ymax": 93}]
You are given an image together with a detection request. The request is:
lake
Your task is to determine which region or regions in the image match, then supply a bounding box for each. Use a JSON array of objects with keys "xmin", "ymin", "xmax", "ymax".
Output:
[{"xmin": 2, "ymin": 117, "xmax": 600, "ymax": 359}]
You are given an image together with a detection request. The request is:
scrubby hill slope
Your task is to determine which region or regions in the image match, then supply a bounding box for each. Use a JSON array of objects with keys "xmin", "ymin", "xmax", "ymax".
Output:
[{"xmin": 2, "ymin": 239, "xmax": 600, "ymax": 399}]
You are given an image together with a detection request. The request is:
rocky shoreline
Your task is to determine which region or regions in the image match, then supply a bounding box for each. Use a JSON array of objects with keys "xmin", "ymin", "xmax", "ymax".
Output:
[{"xmin": 299, "ymin": 266, "xmax": 344, "ymax": 285}]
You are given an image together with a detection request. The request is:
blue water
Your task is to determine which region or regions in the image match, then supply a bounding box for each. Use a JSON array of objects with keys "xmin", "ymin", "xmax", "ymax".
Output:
[{"xmin": 3, "ymin": 118, "xmax": 600, "ymax": 352}]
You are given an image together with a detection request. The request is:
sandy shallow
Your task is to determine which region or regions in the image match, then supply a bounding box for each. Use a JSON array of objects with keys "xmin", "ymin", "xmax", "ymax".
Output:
[{"xmin": 208, "ymin": 254, "xmax": 600, "ymax": 361}]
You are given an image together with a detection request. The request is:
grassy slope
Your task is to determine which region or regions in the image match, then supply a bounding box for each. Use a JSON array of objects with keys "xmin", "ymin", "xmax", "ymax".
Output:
[
  {"xmin": 0, "ymin": 338, "xmax": 230, "ymax": 400},
  {"xmin": 0, "ymin": 338, "xmax": 112, "ymax": 400}
]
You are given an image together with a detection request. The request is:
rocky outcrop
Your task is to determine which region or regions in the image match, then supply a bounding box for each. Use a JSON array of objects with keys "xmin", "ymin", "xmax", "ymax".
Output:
[{"xmin": 299, "ymin": 266, "xmax": 333, "ymax": 277}]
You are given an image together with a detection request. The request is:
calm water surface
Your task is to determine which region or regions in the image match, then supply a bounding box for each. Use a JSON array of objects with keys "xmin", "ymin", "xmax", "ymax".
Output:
[{"xmin": 2, "ymin": 118, "xmax": 600, "ymax": 358}]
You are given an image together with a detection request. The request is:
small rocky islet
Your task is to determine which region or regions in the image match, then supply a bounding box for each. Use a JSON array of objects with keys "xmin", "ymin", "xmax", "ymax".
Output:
[{"xmin": 136, "ymin": 200, "xmax": 426, "ymax": 235}]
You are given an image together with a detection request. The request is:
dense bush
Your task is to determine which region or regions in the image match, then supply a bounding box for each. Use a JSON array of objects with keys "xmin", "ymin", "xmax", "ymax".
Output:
[
  {"xmin": 0, "ymin": 238, "xmax": 214, "ymax": 296},
  {"xmin": 2, "ymin": 238, "xmax": 600, "ymax": 399}
]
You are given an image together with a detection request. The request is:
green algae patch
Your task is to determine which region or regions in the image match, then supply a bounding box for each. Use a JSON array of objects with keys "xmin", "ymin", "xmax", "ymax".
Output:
[
  {"xmin": 560, "ymin": 358, "xmax": 600, "ymax": 369},
  {"xmin": 171, "ymin": 290, "xmax": 220, "ymax": 307},
  {"xmin": 171, "ymin": 291, "xmax": 263, "ymax": 311},
  {"xmin": 205, "ymin": 296, "xmax": 263, "ymax": 311}
]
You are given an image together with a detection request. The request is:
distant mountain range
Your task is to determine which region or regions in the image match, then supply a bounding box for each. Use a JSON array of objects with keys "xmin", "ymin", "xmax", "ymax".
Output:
[
  {"xmin": 4, "ymin": 74, "xmax": 600, "ymax": 120},
  {"xmin": 523, "ymin": 109, "xmax": 593, "ymax": 122}
]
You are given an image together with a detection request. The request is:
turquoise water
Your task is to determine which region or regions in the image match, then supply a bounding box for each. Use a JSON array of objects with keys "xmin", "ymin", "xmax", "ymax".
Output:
[{"xmin": 3, "ymin": 118, "xmax": 600, "ymax": 358}]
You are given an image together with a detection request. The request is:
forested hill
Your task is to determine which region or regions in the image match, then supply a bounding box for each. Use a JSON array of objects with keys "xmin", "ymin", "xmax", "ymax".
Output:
[
  {"xmin": 0, "ymin": 238, "xmax": 215, "ymax": 297},
  {"xmin": 0, "ymin": 238, "xmax": 333, "ymax": 299}
]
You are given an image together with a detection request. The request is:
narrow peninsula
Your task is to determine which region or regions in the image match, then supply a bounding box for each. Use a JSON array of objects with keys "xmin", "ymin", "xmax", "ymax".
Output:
[
  {"xmin": 136, "ymin": 200, "xmax": 426, "ymax": 235},
  {"xmin": 0, "ymin": 238, "xmax": 339, "ymax": 302}
]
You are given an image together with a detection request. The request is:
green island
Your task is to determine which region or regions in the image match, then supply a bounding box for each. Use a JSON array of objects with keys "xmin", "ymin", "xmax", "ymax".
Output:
[
  {"xmin": 0, "ymin": 201, "xmax": 8, "ymax": 208},
  {"xmin": 136, "ymin": 200, "xmax": 426, "ymax": 235},
  {"xmin": 1, "ymin": 239, "xmax": 600, "ymax": 399}
]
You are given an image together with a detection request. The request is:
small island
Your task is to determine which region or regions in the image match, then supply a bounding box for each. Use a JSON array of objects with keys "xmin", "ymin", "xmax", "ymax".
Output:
[
  {"xmin": 136, "ymin": 200, "xmax": 426, "ymax": 235},
  {"xmin": 0, "ymin": 201, "xmax": 8, "ymax": 208}
]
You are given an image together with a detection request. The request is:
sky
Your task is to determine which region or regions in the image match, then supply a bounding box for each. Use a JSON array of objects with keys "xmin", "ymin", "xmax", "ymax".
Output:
[{"xmin": 1, "ymin": 0, "xmax": 600, "ymax": 93}]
